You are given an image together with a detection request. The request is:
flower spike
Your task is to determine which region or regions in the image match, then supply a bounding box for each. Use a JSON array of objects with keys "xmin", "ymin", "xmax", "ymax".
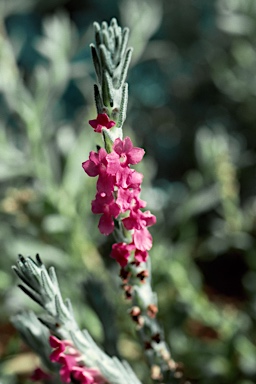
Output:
[{"xmin": 82, "ymin": 17, "xmax": 185, "ymax": 384}]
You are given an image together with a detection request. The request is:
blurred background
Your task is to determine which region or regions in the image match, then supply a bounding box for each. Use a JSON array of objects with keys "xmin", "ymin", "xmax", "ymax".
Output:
[{"xmin": 1, "ymin": 0, "xmax": 256, "ymax": 383}]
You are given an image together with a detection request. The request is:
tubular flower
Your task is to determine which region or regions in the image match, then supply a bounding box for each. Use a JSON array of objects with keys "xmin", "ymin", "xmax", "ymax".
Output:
[
  {"xmin": 112, "ymin": 137, "xmax": 145, "ymax": 167},
  {"xmin": 71, "ymin": 366, "xmax": 105, "ymax": 384},
  {"xmin": 49, "ymin": 335, "xmax": 69, "ymax": 362},
  {"xmin": 82, "ymin": 148, "xmax": 117, "ymax": 194},
  {"xmin": 122, "ymin": 209, "xmax": 156, "ymax": 231},
  {"xmin": 89, "ymin": 113, "xmax": 116, "ymax": 133},
  {"xmin": 49, "ymin": 336, "xmax": 104, "ymax": 384},
  {"xmin": 92, "ymin": 192, "xmax": 121, "ymax": 235},
  {"xmin": 59, "ymin": 354, "xmax": 78, "ymax": 383},
  {"xmin": 122, "ymin": 209, "xmax": 156, "ymax": 251},
  {"xmin": 116, "ymin": 188, "xmax": 146, "ymax": 213},
  {"xmin": 111, "ymin": 242, "xmax": 135, "ymax": 267},
  {"xmin": 134, "ymin": 249, "xmax": 148, "ymax": 264}
]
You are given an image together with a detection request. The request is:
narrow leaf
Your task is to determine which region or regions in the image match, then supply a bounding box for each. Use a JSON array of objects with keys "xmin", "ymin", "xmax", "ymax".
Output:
[
  {"xmin": 90, "ymin": 44, "xmax": 102, "ymax": 84},
  {"xmin": 40, "ymin": 270, "xmax": 53, "ymax": 299},
  {"xmin": 93, "ymin": 22, "xmax": 102, "ymax": 47},
  {"xmin": 102, "ymin": 70, "xmax": 114, "ymax": 107},
  {"xmin": 117, "ymin": 83, "xmax": 128, "ymax": 128},
  {"xmin": 114, "ymin": 48, "xmax": 133, "ymax": 89},
  {"xmin": 94, "ymin": 84, "xmax": 104, "ymax": 114},
  {"xmin": 102, "ymin": 30, "xmax": 111, "ymax": 52},
  {"xmin": 12, "ymin": 266, "xmax": 36, "ymax": 291},
  {"xmin": 18, "ymin": 284, "xmax": 44, "ymax": 307},
  {"xmin": 119, "ymin": 28, "xmax": 130, "ymax": 60},
  {"xmin": 55, "ymin": 293, "xmax": 69, "ymax": 321},
  {"xmin": 99, "ymin": 44, "xmax": 113, "ymax": 76}
]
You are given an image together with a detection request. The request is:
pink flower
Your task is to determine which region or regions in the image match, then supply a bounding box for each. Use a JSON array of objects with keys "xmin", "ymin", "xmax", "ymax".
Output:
[
  {"xmin": 30, "ymin": 367, "xmax": 51, "ymax": 381},
  {"xmin": 111, "ymin": 242, "xmax": 135, "ymax": 267},
  {"xmin": 116, "ymin": 188, "xmax": 146, "ymax": 212},
  {"xmin": 49, "ymin": 336, "xmax": 105, "ymax": 384},
  {"xmin": 134, "ymin": 249, "xmax": 148, "ymax": 263},
  {"xmin": 71, "ymin": 366, "xmax": 105, "ymax": 384},
  {"xmin": 123, "ymin": 210, "xmax": 156, "ymax": 251},
  {"xmin": 82, "ymin": 148, "xmax": 108, "ymax": 177},
  {"xmin": 49, "ymin": 335, "xmax": 66, "ymax": 362},
  {"xmin": 96, "ymin": 172, "xmax": 116, "ymax": 195},
  {"xmin": 115, "ymin": 168, "xmax": 143, "ymax": 190},
  {"xmin": 113, "ymin": 137, "xmax": 145, "ymax": 166},
  {"xmin": 49, "ymin": 336, "xmax": 80, "ymax": 382},
  {"xmin": 105, "ymin": 151, "xmax": 121, "ymax": 174},
  {"xmin": 122, "ymin": 209, "xmax": 156, "ymax": 231},
  {"xmin": 59, "ymin": 354, "xmax": 78, "ymax": 383},
  {"xmin": 125, "ymin": 170, "xmax": 143, "ymax": 189},
  {"xmin": 115, "ymin": 167, "xmax": 133, "ymax": 189},
  {"xmin": 116, "ymin": 187, "xmax": 133, "ymax": 212},
  {"xmin": 92, "ymin": 192, "xmax": 121, "ymax": 235},
  {"xmin": 116, "ymin": 167, "xmax": 143, "ymax": 190},
  {"xmin": 89, "ymin": 113, "xmax": 115, "ymax": 133},
  {"xmin": 82, "ymin": 149, "xmax": 117, "ymax": 194}
]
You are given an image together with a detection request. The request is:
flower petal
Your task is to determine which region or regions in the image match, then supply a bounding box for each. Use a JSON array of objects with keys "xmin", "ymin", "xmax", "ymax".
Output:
[
  {"xmin": 133, "ymin": 228, "xmax": 153, "ymax": 251},
  {"xmin": 98, "ymin": 214, "xmax": 115, "ymax": 235}
]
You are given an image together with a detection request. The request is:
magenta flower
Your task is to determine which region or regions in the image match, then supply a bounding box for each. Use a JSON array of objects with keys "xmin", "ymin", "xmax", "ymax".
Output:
[
  {"xmin": 49, "ymin": 336, "xmax": 105, "ymax": 384},
  {"xmin": 49, "ymin": 336, "xmax": 79, "ymax": 383},
  {"xmin": 89, "ymin": 113, "xmax": 116, "ymax": 133},
  {"xmin": 59, "ymin": 354, "xmax": 78, "ymax": 383},
  {"xmin": 71, "ymin": 366, "xmax": 105, "ymax": 384},
  {"xmin": 115, "ymin": 168, "xmax": 143, "ymax": 190},
  {"xmin": 111, "ymin": 242, "xmax": 135, "ymax": 267},
  {"xmin": 134, "ymin": 249, "xmax": 148, "ymax": 264},
  {"xmin": 82, "ymin": 148, "xmax": 108, "ymax": 177},
  {"xmin": 116, "ymin": 188, "xmax": 146, "ymax": 213},
  {"xmin": 115, "ymin": 167, "xmax": 133, "ymax": 189},
  {"xmin": 82, "ymin": 149, "xmax": 117, "ymax": 194},
  {"xmin": 96, "ymin": 172, "xmax": 116, "ymax": 195},
  {"xmin": 116, "ymin": 187, "xmax": 133, "ymax": 212},
  {"xmin": 113, "ymin": 137, "xmax": 145, "ymax": 166},
  {"xmin": 123, "ymin": 210, "xmax": 156, "ymax": 251},
  {"xmin": 125, "ymin": 170, "xmax": 143, "ymax": 189},
  {"xmin": 83, "ymin": 148, "xmax": 120, "ymax": 176},
  {"xmin": 122, "ymin": 209, "xmax": 156, "ymax": 231},
  {"xmin": 92, "ymin": 192, "xmax": 121, "ymax": 235},
  {"xmin": 105, "ymin": 151, "xmax": 121, "ymax": 174},
  {"xmin": 49, "ymin": 335, "xmax": 66, "ymax": 362}
]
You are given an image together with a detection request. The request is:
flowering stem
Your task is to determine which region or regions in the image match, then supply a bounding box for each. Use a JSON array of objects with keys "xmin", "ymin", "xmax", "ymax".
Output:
[
  {"xmin": 83, "ymin": 18, "xmax": 187, "ymax": 383},
  {"xmin": 12, "ymin": 254, "xmax": 143, "ymax": 384}
]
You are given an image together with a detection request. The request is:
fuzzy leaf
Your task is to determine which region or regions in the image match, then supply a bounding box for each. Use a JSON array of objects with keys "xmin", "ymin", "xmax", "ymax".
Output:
[
  {"xmin": 116, "ymin": 83, "xmax": 128, "ymax": 128},
  {"xmin": 90, "ymin": 44, "xmax": 102, "ymax": 83},
  {"xmin": 94, "ymin": 84, "xmax": 104, "ymax": 114}
]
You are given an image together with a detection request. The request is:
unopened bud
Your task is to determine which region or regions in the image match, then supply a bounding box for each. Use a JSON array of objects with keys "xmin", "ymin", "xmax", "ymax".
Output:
[
  {"xmin": 136, "ymin": 269, "xmax": 149, "ymax": 283},
  {"xmin": 147, "ymin": 304, "xmax": 158, "ymax": 318},
  {"xmin": 123, "ymin": 284, "xmax": 133, "ymax": 299},
  {"xmin": 129, "ymin": 306, "xmax": 144, "ymax": 327},
  {"xmin": 151, "ymin": 332, "xmax": 161, "ymax": 343},
  {"xmin": 119, "ymin": 268, "xmax": 131, "ymax": 283}
]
